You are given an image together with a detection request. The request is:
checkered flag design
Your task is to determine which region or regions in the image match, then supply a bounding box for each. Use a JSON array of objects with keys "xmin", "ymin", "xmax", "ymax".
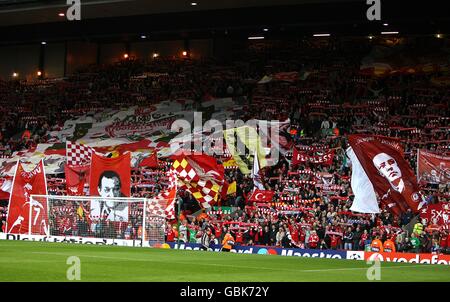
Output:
[
  {"xmin": 172, "ymin": 158, "xmax": 199, "ymax": 182},
  {"xmin": 66, "ymin": 141, "xmax": 95, "ymax": 166},
  {"xmin": 178, "ymin": 178, "xmax": 221, "ymax": 209},
  {"xmin": 146, "ymin": 188, "xmax": 176, "ymax": 219}
]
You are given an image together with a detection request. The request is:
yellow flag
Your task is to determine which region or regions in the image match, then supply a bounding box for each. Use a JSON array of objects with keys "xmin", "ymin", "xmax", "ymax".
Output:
[
  {"xmin": 77, "ymin": 206, "xmax": 84, "ymax": 218},
  {"xmin": 227, "ymin": 181, "xmax": 237, "ymax": 195},
  {"xmin": 223, "ymin": 126, "xmax": 267, "ymax": 175}
]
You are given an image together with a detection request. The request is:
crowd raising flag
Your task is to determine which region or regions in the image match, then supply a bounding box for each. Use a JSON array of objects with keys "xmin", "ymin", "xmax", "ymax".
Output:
[
  {"xmin": 172, "ymin": 153, "xmax": 225, "ymax": 208},
  {"xmin": 417, "ymin": 149, "xmax": 450, "ymax": 185},
  {"xmin": 347, "ymin": 134, "xmax": 424, "ymax": 216}
]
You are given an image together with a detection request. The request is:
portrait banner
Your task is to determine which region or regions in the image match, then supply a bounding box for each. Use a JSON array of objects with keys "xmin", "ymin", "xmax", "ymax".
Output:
[
  {"xmin": 89, "ymin": 152, "xmax": 131, "ymax": 221},
  {"xmin": 348, "ymin": 134, "xmax": 423, "ymax": 215}
]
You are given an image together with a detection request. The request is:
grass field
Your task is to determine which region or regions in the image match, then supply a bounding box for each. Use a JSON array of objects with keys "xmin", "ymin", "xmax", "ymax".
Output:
[{"xmin": 1, "ymin": 240, "xmax": 450, "ymax": 282}]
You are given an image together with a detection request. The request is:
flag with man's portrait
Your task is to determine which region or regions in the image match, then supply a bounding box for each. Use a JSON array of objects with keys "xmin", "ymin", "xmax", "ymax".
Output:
[
  {"xmin": 89, "ymin": 152, "xmax": 131, "ymax": 197},
  {"xmin": 348, "ymin": 134, "xmax": 423, "ymax": 215}
]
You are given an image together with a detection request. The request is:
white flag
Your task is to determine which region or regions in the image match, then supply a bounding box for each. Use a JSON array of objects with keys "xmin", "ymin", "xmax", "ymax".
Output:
[
  {"xmin": 252, "ymin": 150, "xmax": 265, "ymax": 190},
  {"xmin": 346, "ymin": 147, "xmax": 380, "ymax": 213}
]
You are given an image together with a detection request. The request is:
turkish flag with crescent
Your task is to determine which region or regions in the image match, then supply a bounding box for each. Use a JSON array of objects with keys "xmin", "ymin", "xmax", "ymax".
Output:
[
  {"xmin": 6, "ymin": 160, "xmax": 48, "ymax": 234},
  {"xmin": 348, "ymin": 134, "xmax": 423, "ymax": 215},
  {"xmin": 249, "ymin": 189, "xmax": 275, "ymax": 203}
]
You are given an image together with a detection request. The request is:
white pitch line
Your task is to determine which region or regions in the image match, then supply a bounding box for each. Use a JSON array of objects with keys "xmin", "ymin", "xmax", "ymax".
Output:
[
  {"xmin": 30, "ymin": 251, "xmax": 436, "ymax": 274},
  {"xmin": 301, "ymin": 265, "xmax": 430, "ymax": 272}
]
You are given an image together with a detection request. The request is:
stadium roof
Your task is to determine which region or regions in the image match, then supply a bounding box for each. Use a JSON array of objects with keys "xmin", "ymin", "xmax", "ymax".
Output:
[{"xmin": 0, "ymin": 0, "xmax": 448, "ymax": 44}]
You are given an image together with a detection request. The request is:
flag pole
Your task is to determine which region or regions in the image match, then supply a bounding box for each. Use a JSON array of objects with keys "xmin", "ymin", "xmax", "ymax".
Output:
[{"xmin": 175, "ymin": 172, "xmax": 181, "ymax": 250}]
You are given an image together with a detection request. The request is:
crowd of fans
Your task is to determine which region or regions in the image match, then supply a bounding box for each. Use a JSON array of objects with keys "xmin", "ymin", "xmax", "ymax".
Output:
[{"xmin": 0, "ymin": 36, "xmax": 449, "ymax": 254}]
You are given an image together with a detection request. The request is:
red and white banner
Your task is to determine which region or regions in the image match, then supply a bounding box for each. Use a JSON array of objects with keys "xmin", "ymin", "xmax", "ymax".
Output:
[
  {"xmin": 348, "ymin": 135, "xmax": 423, "ymax": 215},
  {"xmin": 65, "ymin": 164, "xmax": 90, "ymax": 196},
  {"xmin": 292, "ymin": 148, "xmax": 334, "ymax": 165},
  {"xmin": 172, "ymin": 153, "xmax": 225, "ymax": 208},
  {"xmin": 249, "ymin": 189, "xmax": 275, "ymax": 203},
  {"xmin": 420, "ymin": 202, "xmax": 450, "ymax": 226},
  {"xmin": 6, "ymin": 160, "xmax": 48, "ymax": 234},
  {"xmin": 417, "ymin": 149, "xmax": 450, "ymax": 184},
  {"xmin": 89, "ymin": 153, "xmax": 131, "ymax": 221}
]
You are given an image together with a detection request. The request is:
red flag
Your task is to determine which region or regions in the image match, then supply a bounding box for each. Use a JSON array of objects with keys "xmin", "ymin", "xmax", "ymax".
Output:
[
  {"xmin": 6, "ymin": 160, "xmax": 48, "ymax": 234},
  {"xmin": 89, "ymin": 152, "xmax": 131, "ymax": 197},
  {"xmin": 139, "ymin": 152, "xmax": 159, "ymax": 168},
  {"xmin": 417, "ymin": 149, "xmax": 450, "ymax": 185},
  {"xmin": 273, "ymin": 72, "xmax": 299, "ymax": 82},
  {"xmin": 89, "ymin": 152, "xmax": 131, "ymax": 221},
  {"xmin": 420, "ymin": 202, "xmax": 450, "ymax": 226},
  {"xmin": 249, "ymin": 189, "xmax": 275, "ymax": 203},
  {"xmin": 65, "ymin": 164, "xmax": 90, "ymax": 196},
  {"xmin": 292, "ymin": 148, "xmax": 334, "ymax": 165},
  {"xmin": 348, "ymin": 134, "xmax": 423, "ymax": 215}
]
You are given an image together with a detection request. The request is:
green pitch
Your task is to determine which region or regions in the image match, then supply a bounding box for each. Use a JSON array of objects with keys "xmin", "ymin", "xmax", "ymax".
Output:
[{"xmin": 0, "ymin": 240, "xmax": 449, "ymax": 282}]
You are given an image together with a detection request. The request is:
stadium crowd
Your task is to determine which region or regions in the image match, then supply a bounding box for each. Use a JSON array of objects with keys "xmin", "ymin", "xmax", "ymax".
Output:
[{"xmin": 0, "ymin": 36, "xmax": 449, "ymax": 254}]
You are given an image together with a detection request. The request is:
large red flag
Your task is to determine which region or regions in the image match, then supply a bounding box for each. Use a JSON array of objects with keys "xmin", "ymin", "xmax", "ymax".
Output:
[
  {"xmin": 89, "ymin": 153, "xmax": 131, "ymax": 221},
  {"xmin": 138, "ymin": 152, "xmax": 159, "ymax": 168},
  {"xmin": 65, "ymin": 164, "xmax": 90, "ymax": 196},
  {"xmin": 417, "ymin": 149, "xmax": 450, "ymax": 185},
  {"xmin": 89, "ymin": 152, "xmax": 131, "ymax": 197},
  {"xmin": 6, "ymin": 160, "xmax": 48, "ymax": 234},
  {"xmin": 348, "ymin": 134, "xmax": 423, "ymax": 215}
]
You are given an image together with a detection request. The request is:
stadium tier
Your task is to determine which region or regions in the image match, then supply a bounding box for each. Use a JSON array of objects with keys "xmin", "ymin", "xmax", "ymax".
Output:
[{"xmin": 1, "ymin": 39, "xmax": 449, "ymax": 260}]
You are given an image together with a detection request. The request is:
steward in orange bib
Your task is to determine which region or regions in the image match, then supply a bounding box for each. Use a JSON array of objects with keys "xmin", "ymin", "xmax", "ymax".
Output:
[
  {"xmin": 221, "ymin": 232, "xmax": 235, "ymax": 252},
  {"xmin": 370, "ymin": 237, "xmax": 384, "ymax": 252},
  {"xmin": 383, "ymin": 238, "xmax": 396, "ymax": 253}
]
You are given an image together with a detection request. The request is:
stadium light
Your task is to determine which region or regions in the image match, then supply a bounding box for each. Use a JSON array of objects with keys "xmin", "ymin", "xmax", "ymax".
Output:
[
  {"xmin": 313, "ymin": 33, "xmax": 330, "ymax": 37},
  {"xmin": 381, "ymin": 31, "xmax": 399, "ymax": 35},
  {"xmin": 248, "ymin": 36, "xmax": 265, "ymax": 40}
]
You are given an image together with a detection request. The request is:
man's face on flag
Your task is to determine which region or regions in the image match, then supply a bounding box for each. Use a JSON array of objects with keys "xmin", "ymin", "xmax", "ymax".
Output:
[
  {"xmin": 98, "ymin": 176, "xmax": 121, "ymax": 199},
  {"xmin": 373, "ymin": 152, "xmax": 402, "ymax": 182}
]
